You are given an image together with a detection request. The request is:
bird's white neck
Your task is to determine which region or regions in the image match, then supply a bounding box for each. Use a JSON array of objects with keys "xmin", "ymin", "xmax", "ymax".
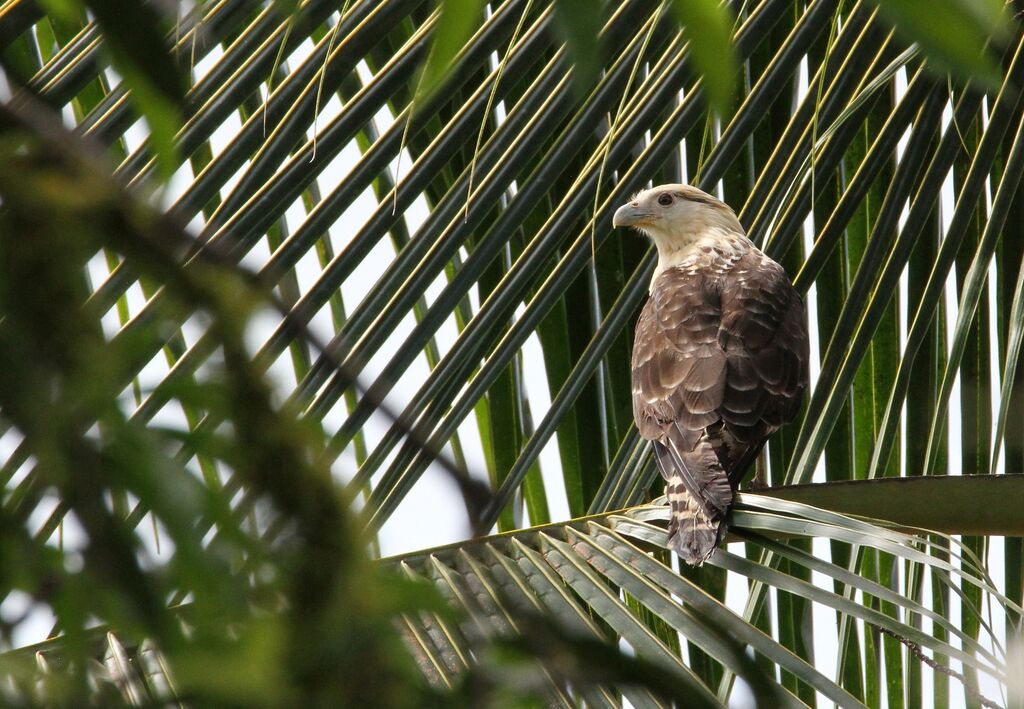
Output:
[{"xmin": 650, "ymin": 227, "xmax": 754, "ymax": 291}]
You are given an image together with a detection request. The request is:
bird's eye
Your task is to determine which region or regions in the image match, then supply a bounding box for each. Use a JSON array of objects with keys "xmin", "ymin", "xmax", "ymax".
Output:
[{"xmin": 657, "ymin": 194, "xmax": 673, "ymax": 206}]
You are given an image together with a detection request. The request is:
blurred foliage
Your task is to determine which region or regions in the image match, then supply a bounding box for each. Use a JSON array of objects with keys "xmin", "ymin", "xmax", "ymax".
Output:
[{"xmin": 0, "ymin": 113, "xmax": 442, "ymax": 706}]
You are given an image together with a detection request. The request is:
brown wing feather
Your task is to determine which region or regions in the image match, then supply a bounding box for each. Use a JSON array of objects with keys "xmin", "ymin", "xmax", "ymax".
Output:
[
  {"xmin": 632, "ymin": 270, "xmax": 725, "ymax": 445},
  {"xmin": 717, "ymin": 252, "xmax": 808, "ymax": 450},
  {"xmin": 632, "ymin": 249, "xmax": 808, "ymax": 562}
]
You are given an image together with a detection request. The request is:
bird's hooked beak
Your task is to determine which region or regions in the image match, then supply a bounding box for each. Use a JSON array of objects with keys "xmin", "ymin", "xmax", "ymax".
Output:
[{"xmin": 612, "ymin": 202, "xmax": 654, "ymax": 229}]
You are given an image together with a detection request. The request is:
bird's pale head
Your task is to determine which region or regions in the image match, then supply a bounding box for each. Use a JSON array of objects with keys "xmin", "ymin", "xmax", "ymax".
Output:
[{"xmin": 612, "ymin": 184, "xmax": 744, "ymax": 245}]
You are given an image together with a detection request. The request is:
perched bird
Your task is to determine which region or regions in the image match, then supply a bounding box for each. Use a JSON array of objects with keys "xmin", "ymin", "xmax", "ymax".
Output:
[{"xmin": 613, "ymin": 184, "xmax": 808, "ymax": 565}]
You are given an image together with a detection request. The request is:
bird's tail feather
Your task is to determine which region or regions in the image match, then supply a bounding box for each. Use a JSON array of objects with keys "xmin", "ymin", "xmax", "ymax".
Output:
[
  {"xmin": 655, "ymin": 433, "xmax": 734, "ymax": 565},
  {"xmin": 666, "ymin": 482, "xmax": 727, "ymax": 565},
  {"xmin": 655, "ymin": 432, "xmax": 734, "ymax": 519}
]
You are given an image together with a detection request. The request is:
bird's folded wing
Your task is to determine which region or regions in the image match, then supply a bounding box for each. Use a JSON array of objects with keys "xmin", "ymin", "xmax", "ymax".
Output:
[{"xmin": 632, "ymin": 254, "xmax": 809, "ymax": 501}]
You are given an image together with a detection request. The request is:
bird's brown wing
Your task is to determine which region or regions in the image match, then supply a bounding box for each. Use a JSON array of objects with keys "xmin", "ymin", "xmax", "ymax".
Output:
[
  {"xmin": 632, "ymin": 266, "xmax": 731, "ymax": 515},
  {"xmin": 632, "ymin": 252, "xmax": 808, "ymax": 562},
  {"xmin": 714, "ymin": 250, "xmax": 809, "ymax": 481}
]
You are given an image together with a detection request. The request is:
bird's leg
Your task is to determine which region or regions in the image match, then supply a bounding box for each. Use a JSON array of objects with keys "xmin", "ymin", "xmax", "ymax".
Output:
[{"xmin": 751, "ymin": 447, "xmax": 769, "ymax": 490}]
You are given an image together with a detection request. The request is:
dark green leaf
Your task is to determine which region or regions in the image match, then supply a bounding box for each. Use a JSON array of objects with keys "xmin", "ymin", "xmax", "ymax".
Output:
[
  {"xmin": 668, "ymin": 0, "xmax": 739, "ymax": 116},
  {"xmin": 872, "ymin": 0, "xmax": 1008, "ymax": 88}
]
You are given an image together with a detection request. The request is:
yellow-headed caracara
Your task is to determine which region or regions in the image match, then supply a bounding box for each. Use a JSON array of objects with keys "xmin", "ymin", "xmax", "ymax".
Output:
[{"xmin": 613, "ymin": 184, "xmax": 809, "ymax": 565}]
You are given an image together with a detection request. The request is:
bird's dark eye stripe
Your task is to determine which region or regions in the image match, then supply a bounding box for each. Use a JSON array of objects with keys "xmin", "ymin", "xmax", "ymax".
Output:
[{"xmin": 673, "ymin": 191, "xmax": 712, "ymax": 204}]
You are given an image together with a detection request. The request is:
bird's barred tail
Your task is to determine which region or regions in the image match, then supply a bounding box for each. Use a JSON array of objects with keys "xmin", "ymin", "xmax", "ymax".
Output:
[
  {"xmin": 654, "ymin": 435, "xmax": 734, "ymax": 565},
  {"xmin": 665, "ymin": 478, "xmax": 728, "ymax": 566}
]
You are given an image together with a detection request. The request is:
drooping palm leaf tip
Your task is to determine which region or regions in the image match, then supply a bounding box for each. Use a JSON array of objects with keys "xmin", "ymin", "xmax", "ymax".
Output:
[{"xmin": 615, "ymin": 184, "xmax": 808, "ymax": 565}]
